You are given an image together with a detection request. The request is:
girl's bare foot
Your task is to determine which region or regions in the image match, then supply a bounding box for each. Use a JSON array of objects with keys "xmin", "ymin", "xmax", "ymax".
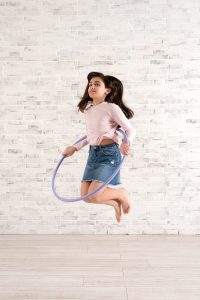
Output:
[
  {"xmin": 119, "ymin": 188, "xmax": 131, "ymax": 214},
  {"xmin": 113, "ymin": 200, "xmax": 122, "ymax": 222}
]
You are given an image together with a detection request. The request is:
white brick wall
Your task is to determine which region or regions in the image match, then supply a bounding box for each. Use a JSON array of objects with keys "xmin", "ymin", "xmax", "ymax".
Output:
[{"xmin": 0, "ymin": 0, "xmax": 200, "ymax": 234}]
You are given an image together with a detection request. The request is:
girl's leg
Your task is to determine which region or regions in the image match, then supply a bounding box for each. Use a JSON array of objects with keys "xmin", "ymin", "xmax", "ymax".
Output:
[
  {"xmin": 80, "ymin": 181, "xmax": 122, "ymax": 222},
  {"xmin": 80, "ymin": 181, "xmax": 91, "ymax": 199},
  {"xmin": 87, "ymin": 181, "xmax": 131, "ymax": 214}
]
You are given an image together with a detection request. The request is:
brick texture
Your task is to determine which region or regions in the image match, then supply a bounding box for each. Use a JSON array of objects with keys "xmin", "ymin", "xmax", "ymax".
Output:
[{"xmin": 0, "ymin": 0, "xmax": 200, "ymax": 234}]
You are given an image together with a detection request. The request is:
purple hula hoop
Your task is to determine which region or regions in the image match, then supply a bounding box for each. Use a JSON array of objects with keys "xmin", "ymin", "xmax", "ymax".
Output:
[{"xmin": 52, "ymin": 128, "xmax": 129, "ymax": 202}]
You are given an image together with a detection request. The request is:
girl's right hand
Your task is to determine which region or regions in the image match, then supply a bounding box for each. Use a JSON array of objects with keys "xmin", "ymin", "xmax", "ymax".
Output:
[{"xmin": 62, "ymin": 146, "xmax": 77, "ymax": 157}]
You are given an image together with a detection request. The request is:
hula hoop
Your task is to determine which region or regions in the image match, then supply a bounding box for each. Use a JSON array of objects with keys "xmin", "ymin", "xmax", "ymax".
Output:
[{"xmin": 52, "ymin": 128, "xmax": 129, "ymax": 202}]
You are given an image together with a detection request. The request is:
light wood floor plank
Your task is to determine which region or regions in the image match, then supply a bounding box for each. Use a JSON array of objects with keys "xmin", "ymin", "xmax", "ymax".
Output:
[{"xmin": 0, "ymin": 235, "xmax": 199, "ymax": 300}]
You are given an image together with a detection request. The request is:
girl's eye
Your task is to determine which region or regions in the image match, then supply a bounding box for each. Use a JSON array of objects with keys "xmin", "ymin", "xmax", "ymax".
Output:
[{"xmin": 89, "ymin": 83, "xmax": 100, "ymax": 87}]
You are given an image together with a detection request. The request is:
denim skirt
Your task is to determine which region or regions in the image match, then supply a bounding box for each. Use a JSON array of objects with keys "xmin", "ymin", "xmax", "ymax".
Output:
[{"xmin": 82, "ymin": 143, "xmax": 122, "ymax": 187}]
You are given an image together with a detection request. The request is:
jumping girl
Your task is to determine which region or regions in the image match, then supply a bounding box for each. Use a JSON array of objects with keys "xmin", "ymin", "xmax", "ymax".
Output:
[{"xmin": 63, "ymin": 72, "xmax": 136, "ymax": 222}]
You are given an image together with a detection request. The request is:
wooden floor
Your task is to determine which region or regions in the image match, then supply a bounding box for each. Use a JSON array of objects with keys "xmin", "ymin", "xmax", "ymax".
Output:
[{"xmin": 0, "ymin": 235, "xmax": 200, "ymax": 300}]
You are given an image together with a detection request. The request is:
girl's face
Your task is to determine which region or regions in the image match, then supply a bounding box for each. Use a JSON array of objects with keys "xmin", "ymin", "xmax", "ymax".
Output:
[{"xmin": 88, "ymin": 77, "xmax": 110, "ymax": 102}]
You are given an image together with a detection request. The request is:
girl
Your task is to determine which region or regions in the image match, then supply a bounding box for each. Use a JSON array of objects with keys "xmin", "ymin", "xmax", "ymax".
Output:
[{"xmin": 63, "ymin": 72, "xmax": 136, "ymax": 222}]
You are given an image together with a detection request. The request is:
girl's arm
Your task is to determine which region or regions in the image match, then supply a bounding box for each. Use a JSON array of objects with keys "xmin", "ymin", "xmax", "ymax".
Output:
[
  {"xmin": 73, "ymin": 138, "xmax": 89, "ymax": 151},
  {"xmin": 110, "ymin": 103, "xmax": 136, "ymax": 144},
  {"xmin": 63, "ymin": 138, "xmax": 88, "ymax": 157}
]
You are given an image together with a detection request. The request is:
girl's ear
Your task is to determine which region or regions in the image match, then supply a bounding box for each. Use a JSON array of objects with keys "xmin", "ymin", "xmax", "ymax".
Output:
[{"xmin": 105, "ymin": 88, "xmax": 111, "ymax": 95}]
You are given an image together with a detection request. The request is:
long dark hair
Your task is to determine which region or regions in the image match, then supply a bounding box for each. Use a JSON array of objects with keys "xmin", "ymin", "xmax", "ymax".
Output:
[
  {"xmin": 104, "ymin": 75, "xmax": 134, "ymax": 119},
  {"xmin": 77, "ymin": 72, "xmax": 134, "ymax": 119}
]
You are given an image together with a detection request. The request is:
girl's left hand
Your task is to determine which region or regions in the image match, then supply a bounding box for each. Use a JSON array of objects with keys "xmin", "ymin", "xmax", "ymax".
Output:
[{"xmin": 120, "ymin": 141, "xmax": 130, "ymax": 156}]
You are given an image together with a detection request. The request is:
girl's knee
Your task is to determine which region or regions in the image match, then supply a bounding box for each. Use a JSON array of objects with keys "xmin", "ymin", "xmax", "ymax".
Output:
[
  {"xmin": 81, "ymin": 193, "xmax": 94, "ymax": 203},
  {"xmin": 83, "ymin": 198, "xmax": 91, "ymax": 203},
  {"xmin": 80, "ymin": 192, "xmax": 92, "ymax": 202},
  {"xmin": 88, "ymin": 193, "xmax": 99, "ymax": 202}
]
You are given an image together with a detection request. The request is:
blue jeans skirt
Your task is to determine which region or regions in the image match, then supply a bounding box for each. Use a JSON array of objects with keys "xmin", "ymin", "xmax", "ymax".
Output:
[{"xmin": 82, "ymin": 143, "xmax": 122, "ymax": 188}]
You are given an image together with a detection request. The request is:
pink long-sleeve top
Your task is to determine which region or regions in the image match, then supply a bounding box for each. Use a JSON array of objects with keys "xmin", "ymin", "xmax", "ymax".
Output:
[{"xmin": 73, "ymin": 101, "xmax": 136, "ymax": 151}]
